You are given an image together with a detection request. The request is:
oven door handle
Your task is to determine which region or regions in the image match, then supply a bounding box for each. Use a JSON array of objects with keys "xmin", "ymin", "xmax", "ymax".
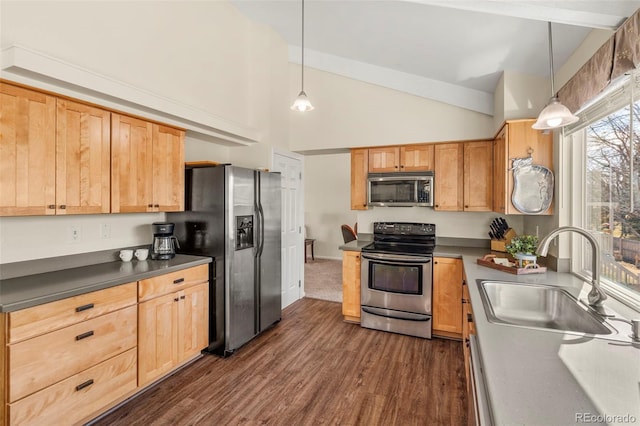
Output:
[{"xmin": 361, "ymin": 253, "xmax": 432, "ymax": 264}]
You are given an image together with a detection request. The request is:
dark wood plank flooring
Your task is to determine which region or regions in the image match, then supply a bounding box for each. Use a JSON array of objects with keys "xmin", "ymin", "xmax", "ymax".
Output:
[{"xmin": 92, "ymin": 298, "xmax": 467, "ymax": 425}]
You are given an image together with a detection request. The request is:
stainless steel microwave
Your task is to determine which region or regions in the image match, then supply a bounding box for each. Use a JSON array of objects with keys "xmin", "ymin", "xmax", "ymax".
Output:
[{"xmin": 367, "ymin": 172, "xmax": 434, "ymax": 207}]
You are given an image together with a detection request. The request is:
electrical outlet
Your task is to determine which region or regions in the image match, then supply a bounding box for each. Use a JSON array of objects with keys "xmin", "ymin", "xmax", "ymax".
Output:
[
  {"xmin": 69, "ymin": 225, "xmax": 81, "ymax": 242},
  {"xmin": 101, "ymin": 224, "xmax": 111, "ymax": 239}
]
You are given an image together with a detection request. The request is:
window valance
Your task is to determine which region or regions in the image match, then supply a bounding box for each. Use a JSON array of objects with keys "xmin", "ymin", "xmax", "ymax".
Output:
[{"xmin": 558, "ymin": 8, "xmax": 639, "ymax": 114}]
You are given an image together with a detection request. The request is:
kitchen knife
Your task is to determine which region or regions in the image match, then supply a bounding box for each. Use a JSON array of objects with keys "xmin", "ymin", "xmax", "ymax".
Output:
[
  {"xmin": 490, "ymin": 222, "xmax": 500, "ymax": 238},
  {"xmin": 500, "ymin": 217, "xmax": 509, "ymax": 231},
  {"xmin": 492, "ymin": 220, "xmax": 504, "ymax": 239}
]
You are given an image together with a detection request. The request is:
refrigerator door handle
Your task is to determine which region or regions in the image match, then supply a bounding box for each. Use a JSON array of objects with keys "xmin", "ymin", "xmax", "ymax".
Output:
[{"xmin": 258, "ymin": 202, "xmax": 265, "ymax": 257}]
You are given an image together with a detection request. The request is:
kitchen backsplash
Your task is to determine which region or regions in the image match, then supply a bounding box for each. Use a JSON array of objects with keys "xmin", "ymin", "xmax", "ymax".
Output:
[
  {"xmin": 0, "ymin": 213, "xmax": 164, "ymax": 264},
  {"xmin": 357, "ymin": 208, "xmax": 525, "ymax": 239}
]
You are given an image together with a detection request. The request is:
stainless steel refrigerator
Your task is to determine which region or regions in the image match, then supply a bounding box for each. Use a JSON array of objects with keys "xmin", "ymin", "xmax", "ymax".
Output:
[{"xmin": 168, "ymin": 165, "xmax": 282, "ymax": 356}]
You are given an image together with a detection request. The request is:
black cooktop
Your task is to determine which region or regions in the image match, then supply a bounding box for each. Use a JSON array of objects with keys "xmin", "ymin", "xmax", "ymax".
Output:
[{"xmin": 362, "ymin": 222, "xmax": 436, "ymax": 256}]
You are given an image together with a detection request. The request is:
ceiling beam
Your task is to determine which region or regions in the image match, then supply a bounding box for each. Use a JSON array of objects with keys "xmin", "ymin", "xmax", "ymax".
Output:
[
  {"xmin": 404, "ymin": 0, "xmax": 627, "ymax": 30},
  {"xmin": 290, "ymin": 47, "xmax": 494, "ymax": 116}
]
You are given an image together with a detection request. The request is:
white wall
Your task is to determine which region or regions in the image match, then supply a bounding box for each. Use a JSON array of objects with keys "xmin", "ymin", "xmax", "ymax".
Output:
[
  {"xmin": 0, "ymin": 1, "xmax": 290, "ymax": 264},
  {"xmin": 304, "ymin": 153, "xmax": 356, "ymax": 259},
  {"xmin": 290, "ymin": 66, "xmax": 496, "ymax": 152}
]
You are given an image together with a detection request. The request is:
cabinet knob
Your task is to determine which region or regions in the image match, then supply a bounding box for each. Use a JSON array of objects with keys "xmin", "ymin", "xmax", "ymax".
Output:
[
  {"xmin": 394, "ymin": 165, "xmax": 398, "ymax": 169},
  {"xmin": 154, "ymin": 204, "xmax": 160, "ymax": 208},
  {"xmin": 180, "ymin": 295, "xmax": 186, "ymax": 300},
  {"xmin": 435, "ymin": 204, "xmax": 439, "ymax": 208},
  {"xmin": 48, "ymin": 205, "xmax": 55, "ymax": 209},
  {"xmin": 59, "ymin": 205, "xmax": 66, "ymax": 209},
  {"xmin": 174, "ymin": 297, "xmax": 179, "ymax": 302},
  {"xmin": 148, "ymin": 204, "xmax": 153, "ymax": 208},
  {"xmin": 465, "ymin": 205, "xmax": 469, "ymax": 208}
]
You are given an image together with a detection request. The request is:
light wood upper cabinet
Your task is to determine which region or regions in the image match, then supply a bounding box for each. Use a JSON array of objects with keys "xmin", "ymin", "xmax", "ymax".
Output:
[
  {"xmin": 493, "ymin": 119, "xmax": 554, "ymax": 215},
  {"xmin": 463, "ymin": 140, "xmax": 493, "ymax": 211},
  {"xmin": 434, "ymin": 143, "xmax": 464, "ymax": 211},
  {"xmin": 434, "ymin": 141, "xmax": 493, "ymax": 212},
  {"xmin": 433, "ymin": 257, "xmax": 463, "ymax": 336},
  {"xmin": 369, "ymin": 144, "xmax": 435, "ymax": 173},
  {"xmin": 0, "ymin": 83, "xmax": 57, "ymax": 216},
  {"xmin": 400, "ymin": 144, "xmax": 434, "ymax": 171},
  {"xmin": 342, "ymin": 250, "xmax": 361, "ymax": 323},
  {"xmin": 56, "ymin": 99, "xmax": 111, "ymax": 215},
  {"xmin": 152, "ymin": 124, "xmax": 185, "ymax": 212},
  {"xmin": 111, "ymin": 113, "xmax": 153, "ymax": 213},
  {"xmin": 368, "ymin": 147, "xmax": 400, "ymax": 172},
  {"xmin": 351, "ymin": 148, "xmax": 369, "ymax": 210},
  {"xmin": 493, "ymin": 126, "xmax": 507, "ymax": 213},
  {"xmin": 111, "ymin": 114, "xmax": 184, "ymax": 213}
]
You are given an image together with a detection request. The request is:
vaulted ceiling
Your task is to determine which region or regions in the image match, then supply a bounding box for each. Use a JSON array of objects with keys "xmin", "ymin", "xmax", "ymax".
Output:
[{"xmin": 230, "ymin": 0, "xmax": 640, "ymax": 115}]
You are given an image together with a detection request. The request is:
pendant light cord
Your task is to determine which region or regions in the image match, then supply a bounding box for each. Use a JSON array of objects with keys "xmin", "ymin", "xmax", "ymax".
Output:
[
  {"xmin": 301, "ymin": 0, "xmax": 305, "ymax": 91},
  {"xmin": 547, "ymin": 21, "xmax": 555, "ymax": 96}
]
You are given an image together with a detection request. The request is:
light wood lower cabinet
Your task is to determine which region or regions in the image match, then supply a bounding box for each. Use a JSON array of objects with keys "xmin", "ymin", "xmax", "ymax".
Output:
[
  {"xmin": 2, "ymin": 264, "xmax": 209, "ymax": 425},
  {"xmin": 342, "ymin": 251, "xmax": 361, "ymax": 323},
  {"xmin": 138, "ymin": 265, "xmax": 209, "ymax": 387},
  {"xmin": 8, "ymin": 349, "xmax": 137, "ymax": 426},
  {"xmin": 4, "ymin": 284, "xmax": 138, "ymax": 425},
  {"xmin": 432, "ymin": 257, "xmax": 463, "ymax": 338}
]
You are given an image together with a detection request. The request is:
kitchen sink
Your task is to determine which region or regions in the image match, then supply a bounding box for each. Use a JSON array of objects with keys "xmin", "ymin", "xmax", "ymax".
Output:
[{"xmin": 477, "ymin": 281, "xmax": 613, "ymax": 335}]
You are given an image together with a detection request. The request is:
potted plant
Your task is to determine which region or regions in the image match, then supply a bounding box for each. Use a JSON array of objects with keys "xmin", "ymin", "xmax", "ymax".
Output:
[{"xmin": 505, "ymin": 234, "xmax": 539, "ymax": 267}]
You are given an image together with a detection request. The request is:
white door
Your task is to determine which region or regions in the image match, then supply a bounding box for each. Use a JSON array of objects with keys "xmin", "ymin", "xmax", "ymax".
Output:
[{"xmin": 272, "ymin": 149, "xmax": 304, "ymax": 308}]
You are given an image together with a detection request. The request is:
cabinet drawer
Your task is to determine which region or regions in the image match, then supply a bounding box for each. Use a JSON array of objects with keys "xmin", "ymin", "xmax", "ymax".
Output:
[
  {"xmin": 8, "ymin": 305, "xmax": 137, "ymax": 402},
  {"xmin": 138, "ymin": 264, "xmax": 208, "ymax": 301},
  {"xmin": 8, "ymin": 348, "xmax": 137, "ymax": 426},
  {"xmin": 8, "ymin": 282, "xmax": 137, "ymax": 343}
]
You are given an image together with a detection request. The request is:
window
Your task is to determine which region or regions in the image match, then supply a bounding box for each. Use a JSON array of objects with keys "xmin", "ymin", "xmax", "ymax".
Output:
[{"xmin": 565, "ymin": 72, "xmax": 640, "ymax": 309}]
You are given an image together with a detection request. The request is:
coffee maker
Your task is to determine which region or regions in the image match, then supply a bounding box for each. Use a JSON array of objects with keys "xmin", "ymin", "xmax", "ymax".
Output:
[{"xmin": 151, "ymin": 222, "xmax": 180, "ymax": 260}]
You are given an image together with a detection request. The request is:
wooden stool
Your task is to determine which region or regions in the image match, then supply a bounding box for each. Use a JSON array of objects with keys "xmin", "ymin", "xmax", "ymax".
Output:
[{"xmin": 304, "ymin": 239, "xmax": 315, "ymax": 263}]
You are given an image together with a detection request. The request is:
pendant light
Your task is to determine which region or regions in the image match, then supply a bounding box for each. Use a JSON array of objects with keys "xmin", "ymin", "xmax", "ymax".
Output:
[
  {"xmin": 291, "ymin": 0, "xmax": 314, "ymax": 112},
  {"xmin": 532, "ymin": 22, "xmax": 578, "ymax": 130}
]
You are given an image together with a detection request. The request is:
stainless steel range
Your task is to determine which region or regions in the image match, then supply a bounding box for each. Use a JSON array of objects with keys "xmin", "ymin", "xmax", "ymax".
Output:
[{"xmin": 360, "ymin": 222, "xmax": 435, "ymax": 339}]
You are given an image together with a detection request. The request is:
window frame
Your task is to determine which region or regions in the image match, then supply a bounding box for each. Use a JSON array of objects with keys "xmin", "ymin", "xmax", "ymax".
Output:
[{"xmin": 565, "ymin": 72, "xmax": 640, "ymax": 312}]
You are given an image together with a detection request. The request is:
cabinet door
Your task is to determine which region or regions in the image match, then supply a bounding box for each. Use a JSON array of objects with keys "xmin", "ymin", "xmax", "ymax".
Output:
[
  {"xmin": 463, "ymin": 141, "xmax": 493, "ymax": 211},
  {"xmin": 433, "ymin": 257, "xmax": 463, "ymax": 335},
  {"xmin": 350, "ymin": 148, "xmax": 369, "ymax": 210},
  {"xmin": 493, "ymin": 126, "xmax": 507, "ymax": 213},
  {"xmin": 111, "ymin": 113, "xmax": 153, "ymax": 213},
  {"xmin": 434, "ymin": 143, "xmax": 463, "ymax": 211},
  {"xmin": 0, "ymin": 83, "xmax": 56, "ymax": 216},
  {"xmin": 138, "ymin": 292, "xmax": 179, "ymax": 386},
  {"xmin": 368, "ymin": 147, "xmax": 400, "ymax": 172},
  {"xmin": 401, "ymin": 144, "xmax": 434, "ymax": 171},
  {"xmin": 56, "ymin": 99, "xmax": 111, "ymax": 214},
  {"xmin": 177, "ymin": 283, "xmax": 209, "ymax": 362},
  {"xmin": 152, "ymin": 124, "xmax": 185, "ymax": 212},
  {"xmin": 342, "ymin": 251, "xmax": 361, "ymax": 322},
  {"xmin": 505, "ymin": 120, "xmax": 554, "ymax": 215}
]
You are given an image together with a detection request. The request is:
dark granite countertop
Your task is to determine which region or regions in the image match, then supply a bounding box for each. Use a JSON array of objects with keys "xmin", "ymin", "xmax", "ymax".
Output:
[{"xmin": 0, "ymin": 255, "xmax": 211, "ymax": 312}]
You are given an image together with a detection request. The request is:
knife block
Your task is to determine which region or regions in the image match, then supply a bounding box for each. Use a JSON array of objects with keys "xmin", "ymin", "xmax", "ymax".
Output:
[{"xmin": 490, "ymin": 228, "xmax": 516, "ymax": 253}]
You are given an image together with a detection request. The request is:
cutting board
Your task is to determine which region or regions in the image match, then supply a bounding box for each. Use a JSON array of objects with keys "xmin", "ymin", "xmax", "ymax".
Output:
[{"xmin": 476, "ymin": 255, "xmax": 547, "ymax": 275}]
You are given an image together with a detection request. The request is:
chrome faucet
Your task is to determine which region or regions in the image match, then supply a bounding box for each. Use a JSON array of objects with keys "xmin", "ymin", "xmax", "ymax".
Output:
[{"xmin": 537, "ymin": 226, "xmax": 607, "ymax": 307}]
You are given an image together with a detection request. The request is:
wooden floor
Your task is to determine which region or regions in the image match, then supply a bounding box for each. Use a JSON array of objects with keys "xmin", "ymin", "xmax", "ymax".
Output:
[{"xmin": 92, "ymin": 298, "xmax": 467, "ymax": 425}]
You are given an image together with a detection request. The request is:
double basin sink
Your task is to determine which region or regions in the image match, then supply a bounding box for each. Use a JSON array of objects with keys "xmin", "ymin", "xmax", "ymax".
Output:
[{"xmin": 477, "ymin": 280, "xmax": 615, "ymax": 336}]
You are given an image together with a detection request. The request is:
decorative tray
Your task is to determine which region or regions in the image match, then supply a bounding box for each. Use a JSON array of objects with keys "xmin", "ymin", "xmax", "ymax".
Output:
[{"xmin": 476, "ymin": 255, "xmax": 547, "ymax": 275}]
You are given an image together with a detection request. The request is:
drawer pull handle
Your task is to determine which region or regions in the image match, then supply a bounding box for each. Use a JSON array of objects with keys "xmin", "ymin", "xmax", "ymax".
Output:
[
  {"xmin": 76, "ymin": 331, "xmax": 94, "ymax": 341},
  {"xmin": 75, "ymin": 303, "xmax": 95, "ymax": 312},
  {"xmin": 173, "ymin": 278, "xmax": 185, "ymax": 284},
  {"xmin": 174, "ymin": 297, "xmax": 179, "ymax": 302},
  {"xmin": 180, "ymin": 295, "xmax": 186, "ymax": 300},
  {"xmin": 75, "ymin": 379, "xmax": 94, "ymax": 391}
]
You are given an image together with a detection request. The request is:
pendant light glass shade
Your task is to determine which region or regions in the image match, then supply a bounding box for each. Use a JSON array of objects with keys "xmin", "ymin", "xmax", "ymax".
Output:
[
  {"xmin": 291, "ymin": 90, "xmax": 314, "ymax": 111},
  {"xmin": 533, "ymin": 22, "xmax": 578, "ymax": 130},
  {"xmin": 532, "ymin": 97, "xmax": 579, "ymax": 129},
  {"xmin": 291, "ymin": 0, "xmax": 313, "ymax": 112}
]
